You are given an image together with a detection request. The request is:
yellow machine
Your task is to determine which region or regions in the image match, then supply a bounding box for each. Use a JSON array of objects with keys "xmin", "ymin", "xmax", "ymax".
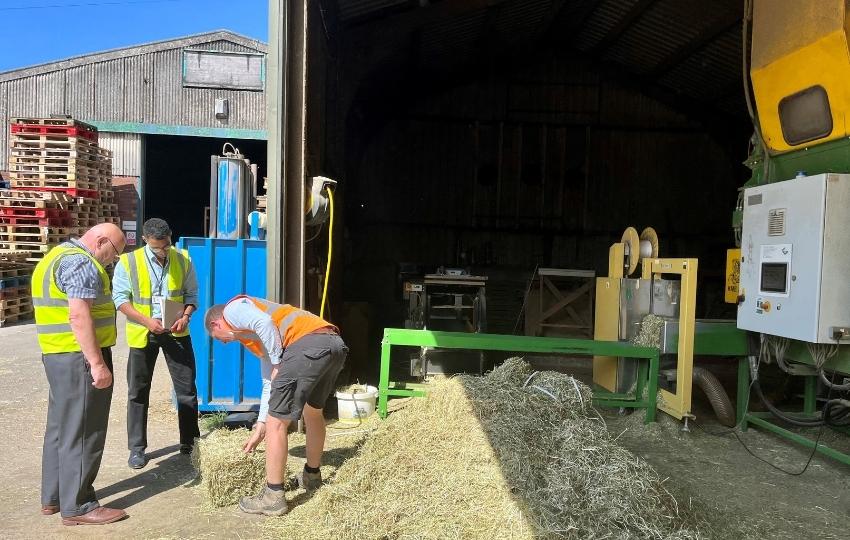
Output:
[
  {"xmin": 593, "ymin": 227, "xmax": 698, "ymax": 421},
  {"xmin": 750, "ymin": 0, "xmax": 850, "ymax": 154}
]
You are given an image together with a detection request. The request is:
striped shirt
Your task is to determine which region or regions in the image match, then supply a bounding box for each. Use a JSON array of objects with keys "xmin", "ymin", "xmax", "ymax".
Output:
[{"xmin": 54, "ymin": 239, "xmax": 103, "ymax": 300}]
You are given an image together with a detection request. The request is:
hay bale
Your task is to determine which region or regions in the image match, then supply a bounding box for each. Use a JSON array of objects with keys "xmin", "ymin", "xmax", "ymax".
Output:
[
  {"xmin": 264, "ymin": 358, "xmax": 703, "ymax": 539},
  {"xmin": 193, "ymin": 428, "xmax": 266, "ymax": 507}
]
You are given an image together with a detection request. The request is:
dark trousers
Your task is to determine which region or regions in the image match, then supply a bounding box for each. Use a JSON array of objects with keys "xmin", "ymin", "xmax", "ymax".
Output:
[
  {"xmin": 127, "ymin": 333, "xmax": 199, "ymax": 452},
  {"xmin": 42, "ymin": 348, "xmax": 113, "ymax": 517}
]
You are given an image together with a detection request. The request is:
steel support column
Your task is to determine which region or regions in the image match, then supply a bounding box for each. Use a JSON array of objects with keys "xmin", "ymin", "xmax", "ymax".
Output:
[{"xmin": 267, "ymin": 0, "xmax": 308, "ymax": 304}]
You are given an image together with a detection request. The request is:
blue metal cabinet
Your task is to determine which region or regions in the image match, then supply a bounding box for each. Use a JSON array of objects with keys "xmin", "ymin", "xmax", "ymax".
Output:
[{"xmin": 178, "ymin": 237, "xmax": 267, "ymax": 411}]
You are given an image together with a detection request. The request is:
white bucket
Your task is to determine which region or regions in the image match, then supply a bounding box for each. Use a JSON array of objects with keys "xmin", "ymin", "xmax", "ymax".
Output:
[{"xmin": 335, "ymin": 385, "xmax": 378, "ymax": 422}]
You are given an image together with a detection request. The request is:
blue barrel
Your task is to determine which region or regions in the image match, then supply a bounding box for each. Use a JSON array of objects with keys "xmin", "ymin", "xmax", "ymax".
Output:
[
  {"xmin": 216, "ymin": 158, "xmax": 248, "ymax": 239},
  {"xmin": 177, "ymin": 237, "xmax": 267, "ymax": 412}
]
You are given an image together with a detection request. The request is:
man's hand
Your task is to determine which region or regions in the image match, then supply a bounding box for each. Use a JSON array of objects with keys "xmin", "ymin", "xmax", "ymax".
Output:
[
  {"xmin": 170, "ymin": 314, "xmax": 189, "ymax": 334},
  {"xmin": 90, "ymin": 363, "xmax": 113, "ymax": 389},
  {"xmin": 146, "ymin": 317, "xmax": 168, "ymax": 334},
  {"xmin": 243, "ymin": 421, "xmax": 266, "ymax": 453}
]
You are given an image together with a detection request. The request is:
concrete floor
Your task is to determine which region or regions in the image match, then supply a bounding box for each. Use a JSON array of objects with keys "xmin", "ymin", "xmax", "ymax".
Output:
[
  {"xmin": 1, "ymin": 319, "xmax": 849, "ymax": 539},
  {"xmin": 0, "ymin": 315, "xmax": 266, "ymax": 539}
]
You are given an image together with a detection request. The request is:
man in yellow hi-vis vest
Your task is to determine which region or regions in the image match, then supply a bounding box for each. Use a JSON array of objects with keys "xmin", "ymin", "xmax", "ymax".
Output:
[
  {"xmin": 112, "ymin": 218, "xmax": 199, "ymax": 470},
  {"xmin": 33, "ymin": 223, "xmax": 128, "ymax": 526}
]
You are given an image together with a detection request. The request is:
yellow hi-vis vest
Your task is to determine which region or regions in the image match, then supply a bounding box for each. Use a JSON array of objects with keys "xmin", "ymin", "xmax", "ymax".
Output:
[
  {"xmin": 32, "ymin": 244, "xmax": 117, "ymax": 354},
  {"xmin": 120, "ymin": 246, "xmax": 191, "ymax": 347}
]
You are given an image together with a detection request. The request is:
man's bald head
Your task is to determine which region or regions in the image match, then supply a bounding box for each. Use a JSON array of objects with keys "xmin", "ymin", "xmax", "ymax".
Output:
[{"xmin": 80, "ymin": 223, "xmax": 126, "ymax": 266}]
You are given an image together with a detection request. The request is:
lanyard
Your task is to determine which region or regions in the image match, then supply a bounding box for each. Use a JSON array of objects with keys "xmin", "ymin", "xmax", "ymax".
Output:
[{"xmin": 150, "ymin": 255, "xmax": 168, "ymax": 296}]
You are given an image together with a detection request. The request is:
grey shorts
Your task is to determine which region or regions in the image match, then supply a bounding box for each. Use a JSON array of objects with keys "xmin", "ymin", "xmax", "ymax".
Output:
[{"xmin": 268, "ymin": 332, "xmax": 348, "ymax": 421}]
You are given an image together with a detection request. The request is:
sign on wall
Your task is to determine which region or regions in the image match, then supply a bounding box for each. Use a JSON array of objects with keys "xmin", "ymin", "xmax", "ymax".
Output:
[{"xmin": 182, "ymin": 49, "xmax": 265, "ymax": 91}]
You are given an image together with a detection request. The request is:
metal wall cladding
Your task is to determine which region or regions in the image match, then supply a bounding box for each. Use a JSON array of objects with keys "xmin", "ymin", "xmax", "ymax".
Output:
[
  {"xmin": 99, "ymin": 132, "xmax": 143, "ymax": 176},
  {"xmin": 0, "ymin": 35, "xmax": 265, "ymax": 143},
  {"xmin": 176, "ymin": 237, "xmax": 267, "ymax": 412}
]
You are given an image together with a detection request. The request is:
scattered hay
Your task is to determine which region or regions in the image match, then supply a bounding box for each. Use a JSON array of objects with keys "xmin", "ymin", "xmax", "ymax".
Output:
[
  {"xmin": 633, "ymin": 314, "xmax": 665, "ymax": 348},
  {"xmin": 192, "ymin": 428, "xmax": 266, "ymax": 507},
  {"xmin": 264, "ymin": 358, "xmax": 704, "ymax": 539},
  {"xmin": 195, "ymin": 418, "xmax": 379, "ymax": 508}
]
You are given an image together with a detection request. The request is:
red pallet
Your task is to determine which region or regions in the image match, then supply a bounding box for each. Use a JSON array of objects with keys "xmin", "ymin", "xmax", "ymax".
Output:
[
  {"xmin": 0, "ymin": 207, "xmax": 69, "ymax": 219},
  {"xmin": 11, "ymin": 124, "xmax": 97, "ymax": 141},
  {"xmin": 14, "ymin": 186, "xmax": 99, "ymax": 199},
  {"xmin": 0, "ymin": 216, "xmax": 74, "ymax": 227}
]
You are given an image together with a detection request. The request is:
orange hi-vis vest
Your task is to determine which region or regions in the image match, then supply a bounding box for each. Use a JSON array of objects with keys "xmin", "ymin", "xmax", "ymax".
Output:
[{"xmin": 225, "ymin": 295, "xmax": 336, "ymax": 359}]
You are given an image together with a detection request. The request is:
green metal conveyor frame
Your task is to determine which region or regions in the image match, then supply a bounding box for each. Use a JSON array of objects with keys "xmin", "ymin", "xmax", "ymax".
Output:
[
  {"xmin": 378, "ymin": 328, "xmax": 660, "ymax": 423},
  {"xmin": 737, "ymin": 358, "xmax": 850, "ymax": 467}
]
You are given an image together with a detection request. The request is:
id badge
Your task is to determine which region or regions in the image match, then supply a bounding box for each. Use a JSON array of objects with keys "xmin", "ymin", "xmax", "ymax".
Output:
[{"xmin": 152, "ymin": 295, "xmax": 164, "ymax": 308}]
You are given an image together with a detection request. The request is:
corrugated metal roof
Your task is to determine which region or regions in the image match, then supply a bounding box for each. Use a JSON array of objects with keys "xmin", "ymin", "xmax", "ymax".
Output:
[
  {"xmin": 342, "ymin": 0, "xmax": 747, "ymax": 118},
  {"xmin": 338, "ymin": 0, "xmax": 409, "ymax": 22}
]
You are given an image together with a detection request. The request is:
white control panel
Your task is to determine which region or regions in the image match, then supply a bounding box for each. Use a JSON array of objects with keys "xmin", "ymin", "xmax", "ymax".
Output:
[{"xmin": 737, "ymin": 174, "xmax": 850, "ymax": 343}]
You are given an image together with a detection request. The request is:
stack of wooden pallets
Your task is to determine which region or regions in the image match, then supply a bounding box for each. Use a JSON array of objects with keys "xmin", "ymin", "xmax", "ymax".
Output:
[
  {"xmin": 6, "ymin": 117, "xmax": 114, "ymax": 262},
  {"xmin": 0, "ymin": 258, "xmax": 34, "ymax": 327}
]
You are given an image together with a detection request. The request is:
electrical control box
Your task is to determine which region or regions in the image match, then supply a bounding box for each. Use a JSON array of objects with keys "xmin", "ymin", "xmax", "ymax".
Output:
[{"xmin": 737, "ymin": 174, "xmax": 850, "ymax": 343}]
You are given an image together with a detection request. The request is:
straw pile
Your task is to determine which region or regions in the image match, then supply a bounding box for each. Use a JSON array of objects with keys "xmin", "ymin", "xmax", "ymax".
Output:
[
  {"xmin": 632, "ymin": 314, "xmax": 665, "ymax": 348},
  {"xmin": 264, "ymin": 358, "xmax": 703, "ymax": 539},
  {"xmin": 192, "ymin": 428, "xmax": 266, "ymax": 507}
]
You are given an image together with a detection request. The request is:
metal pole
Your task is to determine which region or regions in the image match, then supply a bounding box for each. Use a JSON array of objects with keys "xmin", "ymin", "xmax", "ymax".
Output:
[{"xmin": 266, "ymin": 0, "xmax": 287, "ymax": 301}]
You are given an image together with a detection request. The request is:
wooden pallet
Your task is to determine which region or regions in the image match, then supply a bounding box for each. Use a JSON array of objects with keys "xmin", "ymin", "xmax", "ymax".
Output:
[
  {"xmin": 0, "ymin": 286, "xmax": 31, "ymax": 300},
  {"xmin": 10, "ymin": 179, "xmax": 99, "ymax": 190},
  {"xmin": 0, "ymin": 276, "xmax": 31, "ymax": 289},
  {"xmin": 11, "ymin": 124, "xmax": 97, "ymax": 141},
  {"xmin": 0, "ymin": 198, "xmax": 61, "ymax": 209},
  {"xmin": 0, "ymin": 207, "xmax": 70, "ymax": 219},
  {"xmin": 10, "ymin": 155, "xmax": 102, "ymax": 166},
  {"xmin": 0, "ymin": 189, "xmax": 73, "ymax": 203},
  {"xmin": 10, "ymin": 147, "xmax": 100, "ymax": 160},
  {"xmin": 11, "ymin": 117, "xmax": 96, "ymax": 130},
  {"xmin": 0, "ymin": 296, "xmax": 28, "ymax": 309},
  {"xmin": 0, "ymin": 232, "xmax": 69, "ymax": 243},
  {"xmin": 0, "ymin": 242, "xmax": 52, "ymax": 252},
  {"xmin": 0, "ymin": 225, "xmax": 69, "ymax": 235},
  {"xmin": 0, "ymin": 310, "xmax": 34, "ymax": 326},
  {"xmin": 14, "ymin": 186, "xmax": 99, "ymax": 199},
  {"xmin": 0, "ymin": 216, "xmax": 73, "ymax": 227},
  {"xmin": 10, "ymin": 136, "xmax": 100, "ymax": 151},
  {"xmin": 9, "ymin": 170, "xmax": 104, "ymax": 182},
  {"xmin": 0, "ymin": 251, "xmax": 33, "ymax": 263},
  {"xmin": 9, "ymin": 162, "xmax": 105, "ymax": 177},
  {"xmin": 0, "ymin": 262, "xmax": 34, "ymax": 278}
]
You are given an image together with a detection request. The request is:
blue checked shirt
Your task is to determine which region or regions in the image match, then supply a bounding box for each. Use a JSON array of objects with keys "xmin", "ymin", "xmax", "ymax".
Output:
[
  {"xmin": 111, "ymin": 245, "xmax": 199, "ymax": 318},
  {"xmin": 54, "ymin": 239, "xmax": 102, "ymax": 300}
]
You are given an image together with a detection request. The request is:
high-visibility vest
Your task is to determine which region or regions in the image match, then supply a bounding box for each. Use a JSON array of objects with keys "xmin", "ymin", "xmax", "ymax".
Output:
[
  {"xmin": 224, "ymin": 295, "xmax": 335, "ymax": 359},
  {"xmin": 32, "ymin": 244, "xmax": 117, "ymax": 354},
  {"xmin": 120, "ymin": 246, "xmax": 191, "ymax": 347}
]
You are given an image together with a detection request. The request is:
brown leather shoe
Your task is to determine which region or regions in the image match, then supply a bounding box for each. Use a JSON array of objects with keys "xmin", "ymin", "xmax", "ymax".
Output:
[
  {"xmin": 62, "ymin": 506, "xmax": 127, "ymax": 526},
  {"xmin": 41, "ymin": 505, "xmax": 59, "ymax": 515}
]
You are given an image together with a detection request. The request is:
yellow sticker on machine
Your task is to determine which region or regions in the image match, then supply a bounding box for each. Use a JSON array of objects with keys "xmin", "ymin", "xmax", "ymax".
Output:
[{"xmin": 725, "ymin": 249, "xmax": 741, "ymax": 304}]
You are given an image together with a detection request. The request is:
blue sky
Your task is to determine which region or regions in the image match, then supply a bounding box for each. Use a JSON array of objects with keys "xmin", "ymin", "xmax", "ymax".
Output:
[{"xmin": 0, "ymin": 0, "xmax": 268, "ymax": 72}]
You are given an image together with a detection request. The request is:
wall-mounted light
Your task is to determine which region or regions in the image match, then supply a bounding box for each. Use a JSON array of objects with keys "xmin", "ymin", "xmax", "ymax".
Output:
[{"xmin": 215, "ymin": 98, "xmax": 229, "ymax": 119}]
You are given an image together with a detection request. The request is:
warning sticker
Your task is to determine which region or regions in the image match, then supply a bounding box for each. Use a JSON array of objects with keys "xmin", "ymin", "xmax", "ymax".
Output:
[{"xmin": 725, "ymin": 248, "xmax": 741, "ymax": 304}]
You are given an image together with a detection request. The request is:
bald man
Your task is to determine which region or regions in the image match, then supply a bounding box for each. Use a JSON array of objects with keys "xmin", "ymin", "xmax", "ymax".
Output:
[{"xmin": 32, "ymin": 223, "xmax": 128, "ymax": 525}]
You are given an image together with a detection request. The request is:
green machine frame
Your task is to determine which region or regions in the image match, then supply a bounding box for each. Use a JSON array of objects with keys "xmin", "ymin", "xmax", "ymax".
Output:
[
  {"xmin": 737, "ymin": 358, "xmax": 850, "ymax": 467},
  {"xmin": 378, "ymin": 328, "xmax": 660, "ymax": 422}
]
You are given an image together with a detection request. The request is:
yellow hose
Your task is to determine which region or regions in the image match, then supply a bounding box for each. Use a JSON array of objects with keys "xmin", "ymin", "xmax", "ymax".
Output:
[{"xmin": 320, "ymin": 188, "xmax": 334, "ymax": 320}]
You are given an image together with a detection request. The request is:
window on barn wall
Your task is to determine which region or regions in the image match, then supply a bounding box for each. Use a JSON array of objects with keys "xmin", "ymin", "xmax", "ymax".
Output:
[{"xmin": 182, "ymin": 49, "xmax": 265, "ymax": 90}]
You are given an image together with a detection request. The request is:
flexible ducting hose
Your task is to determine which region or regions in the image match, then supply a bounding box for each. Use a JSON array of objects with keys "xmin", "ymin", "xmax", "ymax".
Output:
[{"xmin": 692, "ymin": 367, "xmax": 737, "ymax": 427}]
